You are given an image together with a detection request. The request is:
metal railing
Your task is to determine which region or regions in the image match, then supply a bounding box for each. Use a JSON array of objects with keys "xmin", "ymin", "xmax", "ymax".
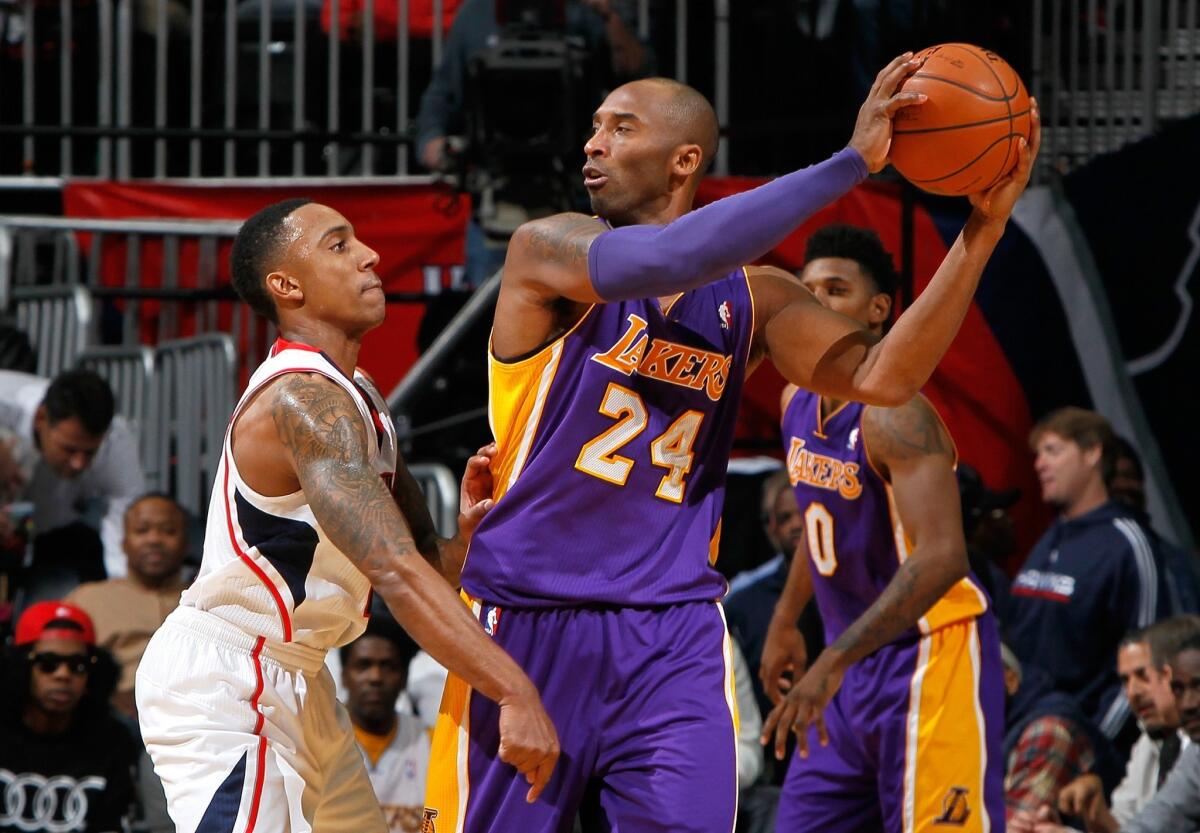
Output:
[
  {"xmin": 1032, "ymin": 0, "xmax": 1200, "ymax": 178},
  {"xmin": 408, "ymin": 462, "xmax": 458, "ymax": 537},
  {"xmin": 148, "ymin": 333, "xmax": 237, "ymax": 513},
  {"xmin": 77, "ymin": 343, "xmax": 156, "ymax": 464},
  {"xmin": 0, "ymin": 214, "xmax": 277, "ymax": 383},
  {"xmin": 0, "ymin": 0, "xmax": 735, "ymax": 179},
  {"xmin": 12, "ymin": 284, "xmax": 95, "ymax": 378}
]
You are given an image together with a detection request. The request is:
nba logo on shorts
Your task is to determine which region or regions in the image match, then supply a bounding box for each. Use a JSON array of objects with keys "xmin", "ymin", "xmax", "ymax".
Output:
[
  {"xmin": 483, "ymin": 605, "xmax": 502, "ymax": 637},
  {"xmin": 420, "ymin": 808, "xmax": 439, "ymax": 833},
  {"xmin": 934, "ymin": 786, "xmax": 971, "ymax": 825}
]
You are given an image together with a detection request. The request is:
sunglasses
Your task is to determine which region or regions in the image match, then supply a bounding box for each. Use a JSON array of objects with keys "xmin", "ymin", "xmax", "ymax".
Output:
[{"xmin": 29, "ymin": 652, "xmax": 94, "ymax": 675}]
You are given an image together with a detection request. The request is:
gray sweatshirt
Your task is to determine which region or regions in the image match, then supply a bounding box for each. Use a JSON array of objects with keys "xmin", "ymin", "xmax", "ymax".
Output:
[{"xmin": 1122, "ymin": 743, "xmax": 1200, "ymax": 833}]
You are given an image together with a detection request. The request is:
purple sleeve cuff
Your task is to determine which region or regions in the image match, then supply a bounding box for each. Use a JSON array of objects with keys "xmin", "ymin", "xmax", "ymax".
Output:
[{"xmin": 588, "ymin": 147, "xmax": 869, "ymax": 302}]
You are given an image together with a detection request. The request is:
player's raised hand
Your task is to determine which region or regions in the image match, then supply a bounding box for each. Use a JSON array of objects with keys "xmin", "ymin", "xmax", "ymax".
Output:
[
  {"xmin": 497, "ymin": 684, "xmax": 561, "ymax": 803},
  {"xmin": 458, "ymin": 443, "xmax": 497, "ymax": 542},
  {"xmin": 759, "ymin": 616, "xmax": 808, "ymax": 705},
  {"xmin": 968, "ymin": 97, "xmax": 1041, "ymax": 221},
  {"xmin": 760, "ymin": 649, "xmax": 845, "ymax": 761},
  {"xmin": 848, "ymin": 52, "xmax": 928, "ymax": 173}
]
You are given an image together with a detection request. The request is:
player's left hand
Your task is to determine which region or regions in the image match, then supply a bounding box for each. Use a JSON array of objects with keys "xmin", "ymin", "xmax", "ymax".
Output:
[
  {"xmin": 457, "ymin": 443, "xmax": 497, "ymax": 542},
  {"xmin": 760, "ymin": 650, "xmax": 846, "ymax": 761}
]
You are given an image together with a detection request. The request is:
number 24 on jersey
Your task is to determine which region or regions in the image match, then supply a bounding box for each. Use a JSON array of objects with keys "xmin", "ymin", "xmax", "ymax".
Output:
[{"xmin": 574, "ymin": 382, "xmax": 704, "ymax": 503}]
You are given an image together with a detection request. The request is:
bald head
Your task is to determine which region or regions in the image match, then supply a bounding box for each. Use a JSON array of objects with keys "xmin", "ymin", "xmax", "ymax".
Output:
[{"xmin": 620, "ymin": 78, "xmax": 719, "ymax": 172}]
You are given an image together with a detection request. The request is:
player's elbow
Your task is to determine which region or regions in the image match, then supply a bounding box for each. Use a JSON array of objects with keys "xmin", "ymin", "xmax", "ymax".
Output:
[
  {"xmin": 930, "ymin": 544, "xmax": 970, "ymax": 586},
  {"xmin": 856, "ymin": 383, "xmax": 915, "ymax": 410}
]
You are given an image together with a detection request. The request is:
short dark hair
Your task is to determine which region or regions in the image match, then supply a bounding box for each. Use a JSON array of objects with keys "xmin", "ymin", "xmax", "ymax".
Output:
[
  {"xmin": 43, "ymin": 369, "xmax": 115, "ymax": 436},
  {"xmin": 339, "ymin": 615, "xmax": 419, "ymax": 668},
  {"xmin": 125, "ymin": 491, "xmax": 186, "ymax": 520},
  {"xmin": 1029, "ymin": 407, "xmax": 1117, "ymax": 484},
  {"xmin": 803, "ymin": 224, "xmax": 899, "ymax": 297},
  {"xmin": 1112, "ymin": 435, "xmax": 1143, "ymax": 479},
  {"xmin": 229, "ymin": 198, "xmax": 312, "ymax": 324},
  {"xmin": 1153, "ymin": 616, "xmax": 1200, "ymax": 668},
  {"xmin": 1175, "ymin": 632, "xmax": 1200, "ymax": 664}
]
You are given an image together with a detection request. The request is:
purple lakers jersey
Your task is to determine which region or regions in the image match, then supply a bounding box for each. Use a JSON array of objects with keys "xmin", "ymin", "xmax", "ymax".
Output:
[
  {"xmin": 781, "ymin": 389, "xmax": 988, "ymax": 643},
  {"xmin": 461, "ymin": 271, "xmax": 755, "ymax": 607}
]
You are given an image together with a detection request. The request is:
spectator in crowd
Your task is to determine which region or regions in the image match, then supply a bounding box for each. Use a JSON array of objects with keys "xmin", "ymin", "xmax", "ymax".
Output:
[
  {"xmin": 724, "ymin": 469, "xmax": 823, "ymax": 724},
  {"xmin": 0, "ymin": 601, "xmax": 137, "ymax": 833},
  {"xmin": 341, "ymin": 617, "xmax": 429, "ymax": 833},
  {"xmin": 0, "ymin": 368, "xmax": 145, "ymax": 583},
  {"xmin": 1109, "ymin": 436, "xmax": 1200, "ymax": 615},
  {"xmin": 1002, "ymin": 642, "xmax": 1117, "ymax": 821},
  {"xmin": 956, "ymin": 462, "xmax": 1019, "ymax": 623},
  {"xmin": 415, "ymin": 0, "xmax": 652, "ymax": 285},
  {"xmin": 1054, "ymin": 616, "xmax": 1200, "ymax": 832},
  {"xmin": 65, "ymin": 493, "xmax": 190, "ymax": 718},
  {"xmin": 1011, "ymin": 632, "xmax": 1200, "ymax": 833},
  {"xmin": 1007, "ymin": 407, "xmax": 1167, "ymax": 751}
]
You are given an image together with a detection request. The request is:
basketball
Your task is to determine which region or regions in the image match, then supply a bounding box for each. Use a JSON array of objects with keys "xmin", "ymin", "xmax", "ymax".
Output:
[{"xmin": 889, "ymin": 43, "xmax": 1032, "ymax": 196}]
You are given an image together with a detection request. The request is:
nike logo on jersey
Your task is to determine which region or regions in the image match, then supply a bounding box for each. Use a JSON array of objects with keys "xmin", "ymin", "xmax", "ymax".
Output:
[
  {"xmin": 1011, "ymin": 569, "xmax": 1076, "ymax": 602},
  {"xmin": 592, "ymin": 314, "xmax": 732, "ymax": 402}
]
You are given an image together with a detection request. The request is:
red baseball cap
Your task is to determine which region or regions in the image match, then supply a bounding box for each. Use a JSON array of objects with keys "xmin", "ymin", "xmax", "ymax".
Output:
[{"xmin": 14, "ymin": 601, "xmax": 96, "ymax": 646}]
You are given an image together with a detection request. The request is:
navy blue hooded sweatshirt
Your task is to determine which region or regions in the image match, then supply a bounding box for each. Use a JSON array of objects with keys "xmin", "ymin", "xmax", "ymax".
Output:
[{"xmin": 1007, "ymin": 501, "xmax": 1167, "ymax": 740}]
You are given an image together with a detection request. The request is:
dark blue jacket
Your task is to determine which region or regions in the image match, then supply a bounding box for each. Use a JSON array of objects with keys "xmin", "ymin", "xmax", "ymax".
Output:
[
  {"xmin": 724, "ymin": 556, "xmax": 824, "ymax": 722},
  {"xmin": 1007, "ymin": 501, "xmax": 1168, "ymax": 740}
]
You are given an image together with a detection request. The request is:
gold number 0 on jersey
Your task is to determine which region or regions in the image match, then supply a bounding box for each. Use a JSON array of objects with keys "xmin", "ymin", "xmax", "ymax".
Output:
[
  {"xmin": 804, "ymin": 502, "xmax": 838, "ymax": 576},
  {"xmin": 575, "ymin": 382, "xmax": 705, "ymax": 503}
]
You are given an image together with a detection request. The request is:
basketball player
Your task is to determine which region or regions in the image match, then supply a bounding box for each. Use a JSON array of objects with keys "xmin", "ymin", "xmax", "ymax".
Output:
[
  {"xmin": 135, "ymin": 199, "xmax": 558, "ymax": 833},
  {"xmin": 758, "ymin": 224, "xmax": 1007, "ymax": 832},
  {"xmin": 423, "ymin": 53, "xmax": 1038, "ymax": 832}
]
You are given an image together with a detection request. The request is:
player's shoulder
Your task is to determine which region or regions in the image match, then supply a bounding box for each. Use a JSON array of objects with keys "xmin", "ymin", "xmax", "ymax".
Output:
[{"xmin": 861, "ymin": 394, "xmax": 953, "ymax": 463}]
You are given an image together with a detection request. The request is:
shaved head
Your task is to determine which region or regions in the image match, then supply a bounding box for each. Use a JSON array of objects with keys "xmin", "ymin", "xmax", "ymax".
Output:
[
  {"xmin": 585, "ymin": 78, "xmax": 720, "ymax": 224},
  {"xmin": 630, "ymin": 77, "xmax": 720, "ymax": 172}
]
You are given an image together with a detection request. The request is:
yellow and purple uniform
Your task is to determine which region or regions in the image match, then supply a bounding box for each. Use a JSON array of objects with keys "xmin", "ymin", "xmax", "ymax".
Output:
[
  {"xmin": 777, "ymin": 389, "xmax": 1005, "ymax": 833},
  {"xmin": 424, "ymin": 272, "xmax": 754, "ymax": 833}
]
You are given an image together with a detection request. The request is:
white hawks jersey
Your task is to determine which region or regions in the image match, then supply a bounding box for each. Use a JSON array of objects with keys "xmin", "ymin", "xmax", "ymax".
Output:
[{"xmin": 180, "ymin": 338, "xmax": 398, "ymax": 650}]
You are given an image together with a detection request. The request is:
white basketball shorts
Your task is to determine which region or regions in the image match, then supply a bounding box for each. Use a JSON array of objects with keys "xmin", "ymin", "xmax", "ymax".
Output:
[{"xmin": 136, "ymin": 606, "xmax": 387, "ymax": 833}]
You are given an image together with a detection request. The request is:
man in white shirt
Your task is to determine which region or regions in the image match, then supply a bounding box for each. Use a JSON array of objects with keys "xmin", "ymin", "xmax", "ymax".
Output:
[
  {"xmin": 1031, "ymin": 616, "xmax": 1200, "ymax": 832},
  {"xmin": 0, "ymin": 368, "xmax": 145, "ymax": 580},
  {"xmin": 341, "ymin": 617, "xmax": 430, "ymax": 833}
]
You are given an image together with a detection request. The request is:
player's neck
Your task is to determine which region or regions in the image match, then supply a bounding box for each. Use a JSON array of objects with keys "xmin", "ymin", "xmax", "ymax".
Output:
[
  {"xmin": 609, "ymin": 191, "xmax": 694, "ymax": 228},
  {"xmin": 820, "ymin": 396, "xmax": 845, "ymax": 419},
  {"xmin": 278, "ymin": 320, "xmax": 362, "ymax": 377}
]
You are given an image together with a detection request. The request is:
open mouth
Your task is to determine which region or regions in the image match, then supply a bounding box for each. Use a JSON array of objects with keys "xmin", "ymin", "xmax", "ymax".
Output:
[{"xmin": 582, "ymin": 165, "xmax": 608, "ymax": 189}]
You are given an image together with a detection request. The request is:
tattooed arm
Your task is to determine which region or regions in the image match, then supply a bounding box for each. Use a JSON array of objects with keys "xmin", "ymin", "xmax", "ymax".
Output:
[
  {"xmin": 270, "ymin": 374, "xmax": 559, "ymax": 799},
  {"xmin": 825, "ymin": 396, "xmax": 967, "ymax": 663},
  {"xmin": 761, "ymin": 394, "xmax": 968, "ymax": 758}
]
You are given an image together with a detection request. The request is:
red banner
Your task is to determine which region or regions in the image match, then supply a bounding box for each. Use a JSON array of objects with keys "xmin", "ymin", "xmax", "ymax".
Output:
[{"xmin": 64, "ymin": 180, "xmax": 470, "ymax": 395}]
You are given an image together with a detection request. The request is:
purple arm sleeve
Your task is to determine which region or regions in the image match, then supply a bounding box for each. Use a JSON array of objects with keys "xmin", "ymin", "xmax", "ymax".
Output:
[{"xmin": 587, "ymin": 147, "xmax": 868, "ymax": 301}]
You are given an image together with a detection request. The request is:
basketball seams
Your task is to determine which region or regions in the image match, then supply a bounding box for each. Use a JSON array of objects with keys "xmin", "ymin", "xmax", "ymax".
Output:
[
  {"xmin": 893, "ymin": 108, "xmax": 1031, "ymax": 135},
  {"xmin": 906, "ymin": 134, "xmax": 1016, "ymax": 187},
  {"xmin": 955, "ymin": 44, "xmax": 1018, "ymax": 190},
  {"xmin": 907, "ymin": 72, "xmax": 1020, "ymax": 104}
]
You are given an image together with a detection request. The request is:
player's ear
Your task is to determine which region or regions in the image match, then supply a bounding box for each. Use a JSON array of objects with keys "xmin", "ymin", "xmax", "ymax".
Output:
[
  {"xmin": 869, "ymin": 292, "xmax": 893, "ymax": 327},
  {"xmin": 673, "ymin": 143, "xmax": 703, "ymax": 178},
  {"xmin": 266, "ymin": 269, "xmax": 304, "ymax": 310}
]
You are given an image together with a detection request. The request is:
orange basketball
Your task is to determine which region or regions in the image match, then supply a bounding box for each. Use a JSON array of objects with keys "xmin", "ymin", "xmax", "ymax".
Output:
[{"xmin": 889, "ymin": 43, "xmax": 1032, "ymax": 196}]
